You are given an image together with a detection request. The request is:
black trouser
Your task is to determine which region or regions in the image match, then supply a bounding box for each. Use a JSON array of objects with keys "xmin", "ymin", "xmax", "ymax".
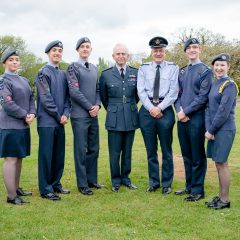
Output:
[
  {"xmin": 71, "ymin": 117, "xmax": 99, "ymax": 188},
  {"xmin": 177, "ymin": 111, "xmax": 207, "ymax": 194},
  {"xmin": 38, "ymin": 126, "xmax": 65, "ymax": 195},
  {"xmin": 108, "ymin": 130, "xmax": 135, "ymax": 187},
  {"xmin": 139, "ymin": 106, "xmax": 175, "ymax": 188}
]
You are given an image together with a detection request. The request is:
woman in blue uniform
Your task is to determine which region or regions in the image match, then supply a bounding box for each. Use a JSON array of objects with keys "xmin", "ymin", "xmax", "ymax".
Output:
[
  {"xmin": 205, "ymin": 53, "xmax": 238, "ymax": 209},
  {"xmin": 0, "ymin": 48, "xmax": 36, "ymax": 205}
]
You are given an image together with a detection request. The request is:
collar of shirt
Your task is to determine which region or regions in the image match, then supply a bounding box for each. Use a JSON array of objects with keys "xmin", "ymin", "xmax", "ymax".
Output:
[
  {"xmin": 4, "ymin": 69, "xmax": 18, "ymax": 75},
  {"xmin": 77, "ymin": 58, "xmax": 88, "ymax": 67},
  {"xmin": 152, "ymin": 61, "xmax": 165, "ymax": 69},
  {"xmin": 188, "ymin": 59, "xmax": 201, "ymax": 66},
  {"xmin": 47, "ymin": 62, "xmax": 59, "ymax": 68},
  {"xmin": 116, "ymin": 64, "xmax": 127, "ymax": 74}
]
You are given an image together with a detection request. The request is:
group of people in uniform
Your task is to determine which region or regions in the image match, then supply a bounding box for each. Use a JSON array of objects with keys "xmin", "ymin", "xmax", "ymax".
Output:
[{"xmin": 0, "ymin": 35, "xmax": 238, "ymax": 210}]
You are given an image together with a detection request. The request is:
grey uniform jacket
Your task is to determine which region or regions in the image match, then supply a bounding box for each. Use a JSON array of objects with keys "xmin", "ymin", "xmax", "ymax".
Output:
[{"xmin": 66, "ymin": 62, "xmax": 101, "ymax": 118}]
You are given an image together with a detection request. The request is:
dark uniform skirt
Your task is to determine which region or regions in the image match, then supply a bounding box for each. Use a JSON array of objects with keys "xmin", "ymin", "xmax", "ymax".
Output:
[
  {"xmin": 0, "ymin": 128, "xmax": 30, "ymax": 158},
  {"xmin": 207, "ymin": 130, "xmax": 235, "ymax": 163}
]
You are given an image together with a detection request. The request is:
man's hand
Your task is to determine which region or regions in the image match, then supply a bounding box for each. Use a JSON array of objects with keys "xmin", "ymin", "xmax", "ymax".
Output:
[
  {"xmin": 89, "ymin": 105, "xmax": 100, "ymax": 118},
  {"xmin": 149, "ymin": 107, "xmax": 163, "ymax": 119},
  {"xmin": 60, "ymin": 115, "xmax": 68, "ymax": 125},
  {"xmin": 25, "ymin": 114, "xmax": 35, "ymax": 125},
  {"xmin": 205, "ymin": 131, "xmax": 214, "ymax": 140}
]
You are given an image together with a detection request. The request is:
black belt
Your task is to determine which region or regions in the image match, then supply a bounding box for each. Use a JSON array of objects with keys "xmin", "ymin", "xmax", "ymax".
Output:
[
  {"xmin": 109, "ymin": 97, "xmax": 135, "ymax": 103},
  {"xmin": 149, "ymin": 97, "xmax": 164, "ymax": 106}
]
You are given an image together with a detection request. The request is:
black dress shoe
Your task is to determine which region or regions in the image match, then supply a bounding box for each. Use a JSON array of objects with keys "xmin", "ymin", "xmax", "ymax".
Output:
[
  {"xmin": 88, "ymin": 183, "xmax": 105, "ymax": 189},
  {"xmin": 124, "ymin": 183, "xmax": 138, "ymax": 190},
  {"xmin": 54, "ymin": 188, "xmax": 70, "ymax": 194},
  {"xmin": 41, "ymin": 193, "xmax": 61, "ymax": 201},
  {"xmin": 175, "ymin": 189, "xmax": 190, "ymax": 195},
  {"xmin": 112, "ymin": 185, "xmax": 120, "ymax": 192},
  {"xmin": 7, "ymin": 196, "xmax": 30, "ymax": 205},
  {"xmin": 185, "ymin": 193, "xmax": 204, "ymax": 201},
  {"xmin": 208, "ymin": 199, "xmax": 230, "ymax": 210},
  {"xmin": 205, "ymin": 196, "xmax": 220, "ymax": 206},
  {"xmin": 146, "ymin": 186, "xmax": 159, "ymax": 192},
  {"xmin": 79, "ymin": 187, "xmax": 93, "ymax": 195},
  {"xmin": 162, "ymin": 187, "xmax": 171, "ymax": 194},
  {"xmin": 16, "ymin": 187, "xmax": 32, "ymax": 196}
]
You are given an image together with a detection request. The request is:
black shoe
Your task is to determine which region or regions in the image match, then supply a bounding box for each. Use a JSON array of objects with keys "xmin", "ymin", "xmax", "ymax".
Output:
[
  {"xmin": 41, "ymin": 193, "xmax": 61, "ymax": 201},
  {"xmin": 16, "ymin": 187, "xmax": 32, "ymax": 196},
  {"xmin": 112, "ymin": 185, "xmax": 120, "ymax": 192},
  {"xmin": 7, "ymin": 196, "xmax": 29, "ymax": 205},
  {"xmin": 146, "ymin": 186, "xmax": 159, "ymax": 192},
  {"xmin": 54, "ymin": 188, "xmax": 70, "ymax": 194},
  {"xmin": 162, "ymin": 187, "xmax": 171, "ymax": 194},
  {"xmin": 185, "ymin": 193, "xmax": 205, "ymax": 201},
  {"xmin": 175, "ymin": 189, "xmax": 190, "ymax": 195},
  {"xmin": 205, "ymin": 196, "xmax": 220, "ymax": 206},
  {"xmin": 123, "ymin": 183, "xmax": 138, "ymax": 190},
  {"xmin": 208, "ymin": 199, "xmax": 230, "ymax": 210},
  {"xmin": 88, "ymin": 183, "xmax": 105, "ymax": 189},
  {"xmin": 79, "ymin": 187, "xmax": 93, "ymax": 195}
]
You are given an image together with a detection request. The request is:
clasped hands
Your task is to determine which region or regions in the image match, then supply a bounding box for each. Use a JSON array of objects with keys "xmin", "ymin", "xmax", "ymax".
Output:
[
  {"xmin": 149, "ymin": 106, "xmax": 163, "ymax": 119},
  {"xmin": 177, "ymin": 107, "xmax": 190, "ymax": 123},
  {"xmin": 89, "ymin": 105, "xmax": 100, "ymax": 118}
]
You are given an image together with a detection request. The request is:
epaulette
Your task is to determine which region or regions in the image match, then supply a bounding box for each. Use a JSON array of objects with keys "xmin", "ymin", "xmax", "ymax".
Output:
[
  {"xmin": 167, "ymin": 61, "xmax": 176, "ymax": 66},
  {"xmin": 180, "ymin": 65, "xmax": 187, "ymax": 74},
  {"xmin": 129, "ymin": 66, "xmax": 138, "ymax": 70},
  {"xmin": 102, "ymin": 67, "xmax": 113, "ymax": 72},
  {"xmin": 219, "ymin": 79, "xmax": 239, "ymax": 97}
]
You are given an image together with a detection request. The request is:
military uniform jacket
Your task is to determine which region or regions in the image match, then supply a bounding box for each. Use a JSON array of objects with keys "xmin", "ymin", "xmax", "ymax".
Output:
[
  {"xmin": 99, "ymin": 65, "xmax": 139, "ymax": 131},
  {"xmin": 175, "ymin": 62, "xmax": 213, "ymax": 116},
  {"xmin": 205, "ymin": 76, "xmax": 238, "ymax": 134},
  {"xmin": 35, "ymin": 65, "xmax": 70, "ymax": 127},
  {"xmin": 66, "ymin": 62, "xmax": 101, "ymax": 118},
  {"xmin": 0, "ymin": 73, "xmax": 36, "ymax": 129}
]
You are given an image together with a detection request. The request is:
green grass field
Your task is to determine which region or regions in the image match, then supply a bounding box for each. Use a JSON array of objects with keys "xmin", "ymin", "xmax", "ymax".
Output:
[{"xmin": 0, "ymin": 106, "xmax": 240, "ymax": 240}]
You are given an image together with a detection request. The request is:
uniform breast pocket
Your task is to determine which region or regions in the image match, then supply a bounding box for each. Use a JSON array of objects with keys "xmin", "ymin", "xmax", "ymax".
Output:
[
  {"xmin": 106, "ymin": 105, "xmax": 118, "ymax": 128},
  {"xmin": 108, "ymin": 84, "xmax": 120, "ymax": 96},
  {"xmin": 127, "ymin": 80, "xmax": 137, "ymax": 87}
]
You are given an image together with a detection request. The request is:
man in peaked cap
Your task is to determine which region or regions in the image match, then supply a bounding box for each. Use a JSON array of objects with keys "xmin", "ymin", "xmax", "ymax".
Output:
[
  {"xmin": 35, "ymin": 40, "xmax": 71, "ymax": 201},
  {"xmin": 66, "ymin": 37, "xmax": 103, "ymax": 196},
  {"xmin": 174, "ymin": 37, "xmax": 213, "ymax": 201},
  {"xmin": 137, "ymin": 36, "xmax": 179, "ymax": 194}
]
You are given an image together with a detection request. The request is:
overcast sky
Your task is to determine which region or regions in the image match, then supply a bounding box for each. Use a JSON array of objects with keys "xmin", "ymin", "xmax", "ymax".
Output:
[{"xmin": 1, "ymin": 0, "xmax": 239, "ymax": 64}]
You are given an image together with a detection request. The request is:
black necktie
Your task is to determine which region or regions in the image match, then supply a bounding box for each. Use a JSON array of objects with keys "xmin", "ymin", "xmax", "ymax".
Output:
[
  {"xmin": 120, "ymin": 68, "xmax": 124, "ymax": 79},
  {"xmin": 153, "ymin": 65, "xmax": 160, "ymax": 104},
  {"xmin": 85, "ymin": 62, "xmax": 89, "ymax": 68}
]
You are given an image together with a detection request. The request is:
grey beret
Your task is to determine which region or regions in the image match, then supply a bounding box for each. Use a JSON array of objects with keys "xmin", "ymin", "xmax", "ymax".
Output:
[
  {"xmin": 184, "ymin": 38, "xmax": 200, "ymax": 51},
  {"xmin": 149, "ymin": 36, "xmax": 168, "ymax": 48},
  {"xmin": 1, "ymin": 48, "xmax": 19, "ymax": 63},
  {"xmin": 76, "ymin": 37, "xmax": 91, "ymax": 50},
  {"xmin": 45, "ymin": 40, "xmax": 63, "ymax": 53},
  {"xmin": 211, "ymin": 53, "xmax": 230, "ymax": 65}
]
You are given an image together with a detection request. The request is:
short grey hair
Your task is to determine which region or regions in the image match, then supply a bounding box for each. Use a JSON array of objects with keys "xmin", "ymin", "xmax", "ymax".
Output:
[{"xmin": 113, "ymin": 43, "xmax": 129, "ymax": 54}]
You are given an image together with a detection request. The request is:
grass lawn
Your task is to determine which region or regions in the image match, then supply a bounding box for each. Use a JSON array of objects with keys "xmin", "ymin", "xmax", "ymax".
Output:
[{"xmin": 0, "ymin": 106, "xmax": 240, "ymax": 240}]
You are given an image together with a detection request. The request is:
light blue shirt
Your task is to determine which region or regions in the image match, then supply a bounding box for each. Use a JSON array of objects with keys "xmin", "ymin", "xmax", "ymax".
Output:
[
  {"xmin": 47, "ymin": 62, "xmax": 59, "ymax": 69},
  {"xmin": 4, "ymin": 69, "xmax": 18, "ymax": 75},
  {"xmin": 137, "ymin": 60, "xmax": 179, "ymax": 111},
  {"xmin": 116, "ymin": 64, "xmax": 126, "ymax": 75},
  {"xmin": 77, "ymin": 58, "xmax": 88, "ymax": 67}
]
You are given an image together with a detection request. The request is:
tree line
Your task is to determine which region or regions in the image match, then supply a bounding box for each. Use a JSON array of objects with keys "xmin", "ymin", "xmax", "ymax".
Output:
[{"xmin": 1, "ymin": 28, "xmax": 239, "ymax": 95}]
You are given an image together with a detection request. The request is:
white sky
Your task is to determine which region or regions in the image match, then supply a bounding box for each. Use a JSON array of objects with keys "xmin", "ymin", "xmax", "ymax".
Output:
[{"xmin": 0, "ymin": 0, "xmax": 239, "ymax": 64}]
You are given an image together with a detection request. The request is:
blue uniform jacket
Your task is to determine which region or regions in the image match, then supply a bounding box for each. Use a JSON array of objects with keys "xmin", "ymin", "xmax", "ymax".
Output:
[
  {"xmin": 99, "ymin": 65, "xmax": 139, "ymax": 131},
  {"xmin": 175, "ymin": 62, "xmax": 213, "ymax": 116},
  {"xmin": 35, "ymin": 65, "xmax": 70, "ymax": 127},
  {"xmin": 205, "ymin": 76, "xmax": 237, "ymax": 134}
]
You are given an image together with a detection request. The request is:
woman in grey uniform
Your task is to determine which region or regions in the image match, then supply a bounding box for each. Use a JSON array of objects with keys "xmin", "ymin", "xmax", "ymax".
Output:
[
  {"xmin": 0, "ymin": 48, "xmax": 36, "ymax": 205},
  {"xmin": 205, "ymin": 53, "xmax": 238, "ymax": 209}
]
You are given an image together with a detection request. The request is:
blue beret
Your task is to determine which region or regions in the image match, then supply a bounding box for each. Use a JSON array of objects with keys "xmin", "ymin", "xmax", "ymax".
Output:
[
  {"xmin": 149, "ymin": 36, "xmax": 168, "ymax": 48},
  {"xmin": 184, "ymin": 38, "xmax": 200, "ymax": 51},
  {"xmin": 1, "ymin": 48, "xmax": 19, "ymax": 63},
  {"xmin": 45, "ymin": 40, "xmax": 63, "ymax": 53},
  {"xmin": 76, "ymin": 37, "xmax": 91, "ymax": 50},
  {"xmin": 211, "ymin": 53, "xmax": 230, "ymax": 65}
]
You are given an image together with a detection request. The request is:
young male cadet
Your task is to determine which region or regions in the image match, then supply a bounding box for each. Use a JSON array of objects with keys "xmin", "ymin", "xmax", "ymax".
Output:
[{"xmin": 35, "ymin": 40, "xmax": 70, "ymax": 200}]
